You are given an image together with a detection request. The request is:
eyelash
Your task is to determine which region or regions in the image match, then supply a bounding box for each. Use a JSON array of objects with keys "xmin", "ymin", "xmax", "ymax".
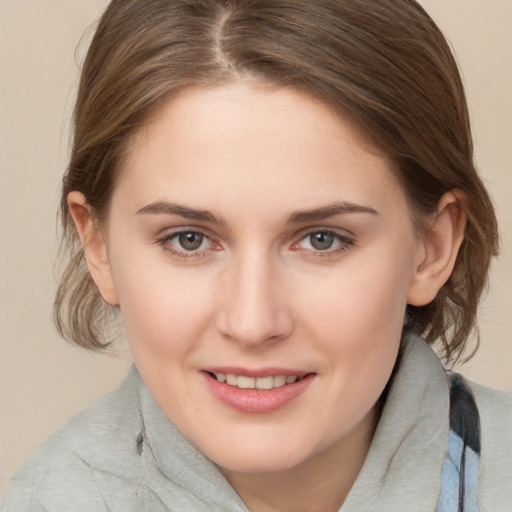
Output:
[
  {"xmin": 156, "ymin": 228, "xmax": 355, "ymax": 261},
  {"xmin": 156, "ymin": 229, "xmax": 218, "ymax": 261},
  {"xmin": 292, "ymin": 229, "xmax": 354, "ymax": 258}
]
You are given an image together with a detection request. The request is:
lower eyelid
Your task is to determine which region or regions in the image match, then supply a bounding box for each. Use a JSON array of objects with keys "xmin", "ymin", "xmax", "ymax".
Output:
[{"xmin": 306, "ymin": 238, "xmax": 354, "ymax": 257}]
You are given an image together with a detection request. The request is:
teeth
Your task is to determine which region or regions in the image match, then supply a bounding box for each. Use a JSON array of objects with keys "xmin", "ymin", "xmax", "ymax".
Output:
[
  {"xmin": 237, "ymin": 376, "xmax": 255, "ymax": 389},
  {"xmin": 273, "ymin": 375, "xmax": 286, "ymax": 388},
  {"xmin": 226, "ymin": 374, "xmax": 238, "ymax": 386},
  {"xmin": 256, "ymin": 376, "xmax": 274, "ymax": 390},
  {"xmin": 213, "ymin": 373, "xmax": 301, "ymax": 389}
]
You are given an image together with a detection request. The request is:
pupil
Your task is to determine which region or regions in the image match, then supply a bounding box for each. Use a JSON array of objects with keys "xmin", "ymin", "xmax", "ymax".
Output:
[
  {"xmin": 179, "ymin": 232, "xmax": 203, "ymax": 251},
  {"xmin": 310, "ymin": 232, "xmax": 334, "ymax": 250}
]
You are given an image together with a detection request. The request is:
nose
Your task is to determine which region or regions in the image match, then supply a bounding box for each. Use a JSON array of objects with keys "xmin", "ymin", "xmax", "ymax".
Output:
[{"xmin": 216, "ymin": 250, "xmax": 293, "ymax": 348}]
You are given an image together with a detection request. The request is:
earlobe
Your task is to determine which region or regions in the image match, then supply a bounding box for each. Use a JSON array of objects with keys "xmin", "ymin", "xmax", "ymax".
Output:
[
  {"xmin": 67, "ymin": 191, "xmax": 119, "ymax": 306},
  {"xmin": 407, "ymin": 190, "xmax": 467, "ymax": 306}
]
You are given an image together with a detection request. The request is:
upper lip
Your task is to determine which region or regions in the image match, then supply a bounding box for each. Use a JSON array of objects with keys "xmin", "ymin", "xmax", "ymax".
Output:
[{"xmin": 201, "ymin": 367, "xmax": 311, "ymax": 378}]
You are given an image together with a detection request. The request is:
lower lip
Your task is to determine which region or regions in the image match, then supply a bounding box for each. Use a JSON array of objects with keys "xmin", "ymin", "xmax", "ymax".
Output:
[{"xmin": 203, "ymin": 372, "xmax": 315, "ymax": 414}]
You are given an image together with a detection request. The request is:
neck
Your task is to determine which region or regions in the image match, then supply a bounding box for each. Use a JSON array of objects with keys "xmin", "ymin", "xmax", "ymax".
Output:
[{"xmin": 220, "ymin": 409, "xmax": 376, "ymax": 512}]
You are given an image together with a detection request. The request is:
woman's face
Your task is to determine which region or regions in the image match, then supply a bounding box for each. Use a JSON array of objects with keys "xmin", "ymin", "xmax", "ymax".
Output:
[{"xmin": 102, "ymin": 83, "xmax": 425, "ymax": 473}]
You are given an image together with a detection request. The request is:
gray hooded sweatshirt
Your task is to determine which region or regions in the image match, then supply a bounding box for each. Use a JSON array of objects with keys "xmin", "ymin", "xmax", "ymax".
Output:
[{"xmin": 4, "ymin": 336, "xmax": 512, "ymax": 511}]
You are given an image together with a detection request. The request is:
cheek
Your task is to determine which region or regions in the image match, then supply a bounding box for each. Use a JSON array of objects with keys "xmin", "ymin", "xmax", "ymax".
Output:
[
  {"xmin": 292, "ymin": 243, "xmax": 414, "ymax": 402},
  {"xmin": 109, "ymin": 246, "xmax": 217, "ymax": 356},
  {"xmin": 295, "ymin": 246, "xmax": 413, "ymax": 343}
]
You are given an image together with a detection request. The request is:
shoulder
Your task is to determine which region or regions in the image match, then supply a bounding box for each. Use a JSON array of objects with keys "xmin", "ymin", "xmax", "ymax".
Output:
[
  {"xmin": 467, "ymin": 380, "xmax": 512, "ymax": 511},
  {"xmin": 470, "ymin": 379, "xmax": 512, "ymax": 424},
  {"xmin": 3, "ymin": 366, "xmax": 144, "ymax": 512},
  {"xmin": 469, "ymin": 379, "xmax": 512, "ymax": 451}
]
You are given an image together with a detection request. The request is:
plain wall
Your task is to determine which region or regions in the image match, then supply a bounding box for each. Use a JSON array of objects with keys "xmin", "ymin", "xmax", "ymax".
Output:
[{"xmin": 1, "ymin": 0, "xmax": 511, "ymax": 500}]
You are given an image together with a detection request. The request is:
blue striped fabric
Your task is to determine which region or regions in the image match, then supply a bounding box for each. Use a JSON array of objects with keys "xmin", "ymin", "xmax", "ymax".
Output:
[{"xmin": 436, "ymin": 374, "xmax": 481, "ymax": 512}]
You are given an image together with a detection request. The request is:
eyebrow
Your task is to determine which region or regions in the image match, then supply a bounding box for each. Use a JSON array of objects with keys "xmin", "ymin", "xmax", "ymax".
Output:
[
  {"xmin": 136, "ymin": 201, "xmax": 225, "ymax": 224},
  {"xmin": 136, "ymin": 200, "xmax": 378, "ymax": 225},
  {"xmin": 286, "ymin": 201, "xmax": 379, "ymax": 224}
]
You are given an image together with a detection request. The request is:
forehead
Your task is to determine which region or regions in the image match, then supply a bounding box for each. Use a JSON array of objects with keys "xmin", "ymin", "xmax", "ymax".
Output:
[{"xmin": 115, "ymin": 82, "xmax": 409, "ymax": 221}]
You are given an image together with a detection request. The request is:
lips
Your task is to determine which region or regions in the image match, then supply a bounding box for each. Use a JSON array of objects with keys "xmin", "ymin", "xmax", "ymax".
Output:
[{"xmin": 202, "ymin": 368, "xmax": 314, "ymax": 414}]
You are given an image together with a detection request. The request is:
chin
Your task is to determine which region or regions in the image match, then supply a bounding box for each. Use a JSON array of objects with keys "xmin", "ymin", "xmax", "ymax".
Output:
[
  {"xmin": 217, "ymin": 451, "xmax": 307, "ymax": 475},
  {"xmin": 196, "ymin": 432, "xmax": 311, "ymax": 474}
]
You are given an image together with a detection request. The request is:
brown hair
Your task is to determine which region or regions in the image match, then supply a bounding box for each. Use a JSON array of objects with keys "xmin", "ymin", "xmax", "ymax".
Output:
[{"xmin": 54, "ymin": 0, "xmax": 499, "ymax": 362}]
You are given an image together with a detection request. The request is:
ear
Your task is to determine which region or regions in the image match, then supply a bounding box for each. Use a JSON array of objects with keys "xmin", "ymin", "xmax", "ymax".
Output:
[
  {"xmin": 67, "ymin": 191, "xmax": 119, "ymax": 306},
  {"xmin": 407, "ymin": 190, "xmax": 467, "ymax": 306}
]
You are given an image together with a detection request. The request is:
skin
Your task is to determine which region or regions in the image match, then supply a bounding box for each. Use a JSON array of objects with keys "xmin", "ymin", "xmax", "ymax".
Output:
[{"xmin": 69, "ymin": 82, "xmax": 465, "ymax": 511}]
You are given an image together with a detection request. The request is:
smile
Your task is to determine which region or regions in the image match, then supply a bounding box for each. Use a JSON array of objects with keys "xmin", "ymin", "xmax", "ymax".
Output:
[
  {"xmin": 203, "ymin": 369, "xmax": 315, "ymax": 413},
  {"xmin": 211, "ymin": 372, "xmax": 300, "ymax": 390}
]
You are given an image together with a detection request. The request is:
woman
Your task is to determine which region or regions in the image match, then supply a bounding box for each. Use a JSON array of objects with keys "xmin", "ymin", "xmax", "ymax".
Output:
[{"xmin": 5, "ymin": 0, "xmax": 511, "ymax": 510}]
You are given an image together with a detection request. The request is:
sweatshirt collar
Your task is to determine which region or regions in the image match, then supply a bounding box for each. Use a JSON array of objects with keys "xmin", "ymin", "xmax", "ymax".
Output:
[{"xmin": 340, "ymin": 334, "xmax": 449, "ymax": 511}]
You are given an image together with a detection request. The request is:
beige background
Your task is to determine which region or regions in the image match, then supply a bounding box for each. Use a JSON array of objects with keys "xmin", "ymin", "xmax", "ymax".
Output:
[{"xmin": 1, "ymin": 0, "xmax": 511, "ymax": 500}]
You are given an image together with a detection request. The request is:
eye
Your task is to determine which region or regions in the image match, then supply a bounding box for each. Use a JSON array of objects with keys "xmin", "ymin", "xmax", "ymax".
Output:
[
  {"xmin": 158, "ymin": 229, "xmax": 218, "ymax": 258},
  {"xmin": 307, "ymin": 232, "xmax": 335, "ymax": 251},
  {"xmin": 293, "ymin": 229, "xmax": 353, "ymax": 254},
  {"xmin": 177, "ymin": 232, "xmax": 206, "ymax": 251}
]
